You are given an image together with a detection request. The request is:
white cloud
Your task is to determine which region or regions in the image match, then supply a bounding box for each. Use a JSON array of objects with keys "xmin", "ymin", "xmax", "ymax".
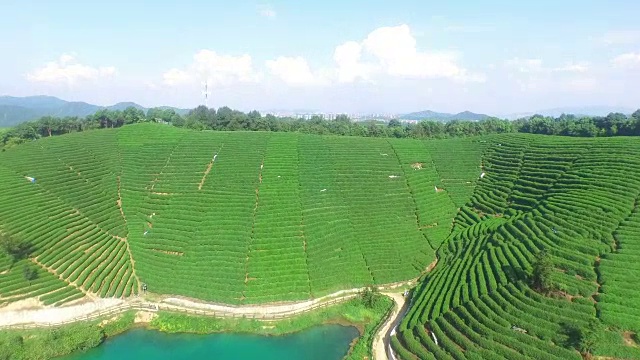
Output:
[
  {"xmin": 333, "ymin": 24, "xmax": 484, "ymax": 83},
  {"xmin": 166, "ymin": 24, "xmax": 483, "ymax": 89},
  {"xmin": 552, "ymin": 62, "xmax": 590, "ymax": 73},
  {"xmin": 597, "ymin": 30, "xmax": 640, "ymax": 45},
  {"xmin": 266, "ymin": 56, "xmax": 327, "ymax": 86},
  {"xmin": 258, "ymin": 5, "xmax": 276, "ymax": 18},
  {"xmin": 558, "ymin": 77, "xmax": 597, "ymax": 92},
  {"xmin": 333, "ymin": 41, "xmax": 376, "ymax": 83},
  {"xmin": 505, "ymin": 58, "xmax": 596, "ymax": 93},
  {"xmin": 611, "ymin": 53, "xmax": 640, "ymax": 68},
  {"xmin": 162, "ymin": 50, "xmax": 260, "ymax": 86},
  {"xmin": 162, "ymin": 68, "xmax": 191, "ymax": 86},
  {"xmin": 26, "ymin": 54, "xmax": 116, "ymax": 84},
  {"xmin": 505, "ymin": 58, "xmax": 544, "ymax": 73},
  {"xmin": 506, "ymin": 58, "xmax": 590, "ymax": 73}
]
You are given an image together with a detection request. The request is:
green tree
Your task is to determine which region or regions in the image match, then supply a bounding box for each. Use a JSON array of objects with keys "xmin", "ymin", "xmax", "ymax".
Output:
[
  {"xmin": 578, "ymin": 318, "xmax": 605, "ymax": 357},
  {"xmin": 421, "ymin": 121, "xmax": 445, "ymax": 138},
  {"xmin": 0, "ymin": 234, "xmax": 32, "ymax": 266},
  {"xmin": 215, "ymin": 106, "xmax": 234, "ymax": 129},
  {"xmin": 185, "ymin": 106, "xmax": 214, "ymax": 129},
  {"xmin": 22, "ymin": 264, "xmax": 38, "ymax": 284},
  {"xmin": 360, "ymin": 286, "xmax": 380, "ymax": 308},
  {"xmin": 38, "ymin": 116, "xmax": 56, "ymax": 137},
  {"xmin": 366, "ymin": 121, "xmax": 383, "ymax": 137},
  {"xmin": 388, "ymin": 119, "xmax": 401, "ymax": 127},
  {"xmin": 123, "ymin": 106, "xmax": 146, "ymax": 124},
  {"xmin": 247, "ymin": 110, "xmax": 262, "ymax": 124},
  {"xmin": 0, "ymin": 334, "xmax": 24, "ymax": 359},
  {"xmin": 629, "ymin": 109, "xmax": 640, "ymax": 135},
  {"xmin": 530, "ymin": 249, "xmax": 553, "ymax": 293}
]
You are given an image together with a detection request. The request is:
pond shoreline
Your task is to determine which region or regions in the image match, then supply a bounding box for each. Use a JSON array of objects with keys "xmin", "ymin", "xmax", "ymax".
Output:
[
  {"xmin": 61, "ymin": 325, "xmax": 361, "ymax": 360},
  {"xmin": 1, "ymin": 294, "xmax": 393, "ymax": 360}
]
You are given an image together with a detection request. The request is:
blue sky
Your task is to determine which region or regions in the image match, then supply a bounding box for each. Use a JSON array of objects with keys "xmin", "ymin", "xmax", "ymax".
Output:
[{"xmin": 1, "ymin": 0, "xmax": 639, "ymax": 114}]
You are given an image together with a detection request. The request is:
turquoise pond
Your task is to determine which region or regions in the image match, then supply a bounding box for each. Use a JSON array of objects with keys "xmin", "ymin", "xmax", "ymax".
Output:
[{"xmin": 61, "ymin": 325, "xmax": 360, "ymax": 360}]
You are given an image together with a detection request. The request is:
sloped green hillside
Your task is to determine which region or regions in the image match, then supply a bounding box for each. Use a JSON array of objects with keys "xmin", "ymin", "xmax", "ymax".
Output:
[
  {"xmin": 392, "ymin": 134, "xmax": 640, "ymax": 359},
  {"xmin": 0, "ymin": 124, "xmax": 484, "ymax": 305}
]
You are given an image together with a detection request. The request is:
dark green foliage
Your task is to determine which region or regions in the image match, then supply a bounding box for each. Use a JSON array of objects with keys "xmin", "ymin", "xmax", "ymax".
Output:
[
  {"xmin": 531, "ymin": 249, "xmax": 553, "ymax": 293},
  {"xmin": 22, "ymin": 264, "xmax": 38, "ymax": 284},
  {"xmin": 0, "ymin": 234, "xmax": 32, "ymax": 266},
  {"xmin": 360, "ymin": 286, "xmax": 381, "ymax": 309},
  {"xmin": 578, "ymin": 319, "xmax": 605, "ymax": 355},
  {"xmin": 4, "ymin": 105, "xmax": 640, "ymax": 148},
  {"xmin": 0, "ymin": 323, "xmax": 105, "ymax": 360}
]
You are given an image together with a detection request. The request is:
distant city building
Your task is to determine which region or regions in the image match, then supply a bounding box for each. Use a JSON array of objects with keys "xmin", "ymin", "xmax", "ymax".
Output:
[{"xmin": 262, "ymin": 111, "xmax": 399, "ymax": 121}]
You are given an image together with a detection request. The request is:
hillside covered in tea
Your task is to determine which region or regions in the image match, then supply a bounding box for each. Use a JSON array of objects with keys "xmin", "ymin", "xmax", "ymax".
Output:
[
  {"xmin": 0, "ymin": 124, "xmax": 484, "ymax": 305},
  {"xmin": 1, "ymin": 124, "xmax": 639, "ymax": 358},
  {"xmin": 392, "ymin": 134, "xmax": 640, "ymax": 359}
]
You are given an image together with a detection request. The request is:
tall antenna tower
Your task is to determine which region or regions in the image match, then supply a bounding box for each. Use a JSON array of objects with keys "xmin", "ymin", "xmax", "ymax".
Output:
[{"xmin": 202, "ymin": 81, "xmax": 210, "ymax": 108}]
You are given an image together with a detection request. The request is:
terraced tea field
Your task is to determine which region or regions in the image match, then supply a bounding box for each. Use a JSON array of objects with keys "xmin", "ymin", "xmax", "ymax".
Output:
[
  {"xmin": 392, "ymin": 134, "xmax": 640, "ymax": 359},
  {"xmin": 0, "ymin": 124, "xmax": 484, "ymax": 306},
  {"xmin": 3, "ymin": 124, "xmax": 639, "ymax": 358}
]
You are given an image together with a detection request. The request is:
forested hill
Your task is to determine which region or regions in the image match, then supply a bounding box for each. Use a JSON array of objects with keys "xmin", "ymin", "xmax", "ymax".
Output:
[
  {"xmin": 400, "ymin": 110, "xmax": 490, "ymax": 121},
  {"xmin": 0, "ymin": 96, "xmax": 189, "ymax": 127},
  {"xmin": 2, "ymin": 105, "xmax": 640, "ymax": 149}
]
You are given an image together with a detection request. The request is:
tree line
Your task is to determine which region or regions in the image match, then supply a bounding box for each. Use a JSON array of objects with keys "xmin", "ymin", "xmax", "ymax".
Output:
[{"xmin": 2, "ymin": 105, "xmax": 640, "ymax": 148}]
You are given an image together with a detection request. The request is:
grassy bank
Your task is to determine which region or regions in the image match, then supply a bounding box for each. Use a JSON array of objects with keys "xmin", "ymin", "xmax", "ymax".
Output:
[
  {"xmin": 149, "ymin": 293, "xmax": 393, "ymax": 360},
  {"xmin": 0, "ymin": 311, "xmax": 136, "ymax": 360},
  {"xmin": 0, "ymin": 292, "xmax": 392, "ymax": 360}
]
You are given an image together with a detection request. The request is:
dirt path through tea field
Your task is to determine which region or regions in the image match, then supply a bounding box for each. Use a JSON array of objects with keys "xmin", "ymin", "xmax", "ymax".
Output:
[{"xmin": 373, "ymin": 292, "xmax": 408, "ymax": 360}]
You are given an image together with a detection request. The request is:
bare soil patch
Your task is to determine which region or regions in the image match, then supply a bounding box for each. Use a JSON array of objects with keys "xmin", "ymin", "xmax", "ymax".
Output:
[
  {"xmin": 134, "ymin": 311, "xmax": 157, "ymax": 324},
  {"xmin": 623, "ymin": 331, "xmax": 639, "ymax": 347},
  {"xmin": 198, "ymin": 161, "xmax": 214, "ymax": 190},
  {"xmin": 151, "ymin": 249, "xmax": 183, "ymax": 256},
  {"xmin": 64, "ymin": 295, "xmax": 91, "ymax": 307},
  {"xmin": 116, "ymin": 176, "xmax": 126, "ymax": 221},
  {"xmin": 549, "ymin": 290, "xmax": 575, "ymax": 302},
  {"xmin": 426, "ymin": 258, "xmax": 439, "ymax": 273},
  {"xmin": 411, "ymin": 162, "xmax": 424, "ymax": 170},
  {"xmin": 99, "ymin": 315, "xmax": 120, "ymax": 326},
  {"xmin": 0, "ymin": 298, "xmax": 44, "ymax": 311}
]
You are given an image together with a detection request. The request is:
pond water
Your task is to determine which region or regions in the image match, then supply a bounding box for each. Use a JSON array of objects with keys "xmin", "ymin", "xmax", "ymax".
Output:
[{"xmin": 61, "ymin": 325, "xmax": 360, "ymax": 360}]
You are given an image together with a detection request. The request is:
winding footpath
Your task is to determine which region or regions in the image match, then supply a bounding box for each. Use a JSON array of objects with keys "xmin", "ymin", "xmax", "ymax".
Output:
[
  {"xmin": 0, "ymin": 265, "xmax": 433, "ymax": 356},
  {"xmin": 0, "ymin": 288, "xmax": 416, "ymax": 360},
  {"xmin": 373, "ymin": 293, "xmax": 409, "ymax": 360},
  {"xmin": 0, "ymin": 288, "xmax": 365, "ymax": 328}
]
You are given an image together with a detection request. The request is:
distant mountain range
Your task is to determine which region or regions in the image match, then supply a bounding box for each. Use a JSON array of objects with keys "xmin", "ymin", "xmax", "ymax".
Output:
[
  {"xmin": 400, "ymin": 105, "xmax": 637, "ymax": 122},
  {"xmin": 502, "ymin": 106, "xmax": 636, "ymax": 120},
  {"xmin": 399, "ymin": 110, "xmax": 490, "ymax": 121},
  {"xmin": 0, "ymin": 96, "xmax": 189, "ymax": 127},
  {"xmin": 1, "ymin": 95, "xmax": 636, "ymax": 128}
]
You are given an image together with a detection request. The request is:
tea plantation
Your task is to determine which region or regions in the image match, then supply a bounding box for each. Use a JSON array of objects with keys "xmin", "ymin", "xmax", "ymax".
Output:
[
  {"xmin": 392, "ymin": 134, "xmax": 640, "ymax": 359},
  {"xmin": 0, "ymin": 124, "xmax": 483, "ymax": 305},
  {"xmin": 2, "ymin": 124, "xmax": 639, "ymax": 358}
]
